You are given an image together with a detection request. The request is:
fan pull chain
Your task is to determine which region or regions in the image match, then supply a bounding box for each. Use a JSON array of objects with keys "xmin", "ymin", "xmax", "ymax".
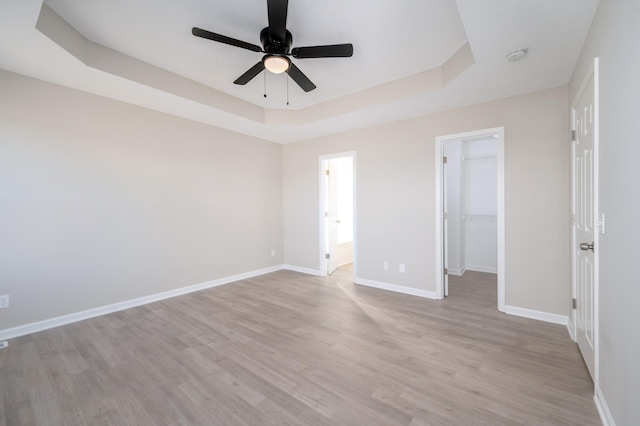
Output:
[
  {"xmin": 263, "ymin": 71, "xmax": 267, "ymax": 98},
  {"xmin": 286, "ymin": 70, "xmax": 290, "ymax": 106}
]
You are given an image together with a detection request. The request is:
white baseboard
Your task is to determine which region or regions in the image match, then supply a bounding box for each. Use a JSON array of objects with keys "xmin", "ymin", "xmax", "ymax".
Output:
[
  {"xmin": 505, "ymin": 305, "xmax": 568, "ymax": 325},
  {"xmin": 0, "ymin": 265, "xmax": 283, "ymax": 341},
  {"xmin": 566, "ymin": 316, "xmax": 576, "ymax": 341},
  {"xmin": 466, "ymin": 265, "xmax": 498, "ymax": 274},
  {"xmin": 355, "ymin": 277, "xmax": 439, "ymax": 299},
  {"xmin": 595, "ymin": 386, "xmax": 616, "ymax": 426},
  {"xmin": 448, "ymin": 267, "xmax": 466, "ymax": 276},
  {"xmin": 282, "ymin": 264, "xmax": 324, "ymax": 276}
]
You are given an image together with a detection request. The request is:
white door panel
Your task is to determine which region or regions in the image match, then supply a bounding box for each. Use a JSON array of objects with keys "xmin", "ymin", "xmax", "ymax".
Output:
[
  {"xmin": 443, "ymin": 154, "xmax": 449, "ymax": 296},
  {"xmin": 327, "ymin": 162, "xmax": 339, "ymax": 275},
  {"xmin": 573, "ymin": 72, "xmax": 596, "ymax": 380}
]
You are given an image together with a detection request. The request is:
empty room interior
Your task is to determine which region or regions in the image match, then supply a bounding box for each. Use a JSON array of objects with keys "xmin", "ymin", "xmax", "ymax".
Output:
[{"xmin": 1, "ymin": 0, "xmax": 639, "ymax": 425}]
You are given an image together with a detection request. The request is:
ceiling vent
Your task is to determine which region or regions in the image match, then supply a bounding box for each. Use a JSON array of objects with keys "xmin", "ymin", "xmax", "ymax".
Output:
[{"xmin": 506, "ymin": 48, "xmax": 528, "ymax": 62}]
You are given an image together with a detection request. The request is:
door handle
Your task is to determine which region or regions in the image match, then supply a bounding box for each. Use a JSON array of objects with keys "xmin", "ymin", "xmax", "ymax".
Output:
[{"xmin": 580, "ymin": 242, "xmax": 594, "ymax": 252}]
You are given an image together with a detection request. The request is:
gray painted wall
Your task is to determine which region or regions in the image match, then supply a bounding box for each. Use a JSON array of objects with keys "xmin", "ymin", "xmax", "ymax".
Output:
[
  {"xmin": 570, "ymin": 0, "xmax": 640, "ymax": 424},
  {"xmin": 1, "ymin": 71, "xmax": 571, "ymax": 336},
  {"xmin": 0, "ymin": 70, "xmax": 283, "ymax": 330},
  {"xmin": 283, "ymin": 86, "xmax": 570, "ymax": 317}
]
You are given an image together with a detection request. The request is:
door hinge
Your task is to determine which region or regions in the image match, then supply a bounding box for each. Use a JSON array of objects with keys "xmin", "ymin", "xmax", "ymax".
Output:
[
  {"xmin": 570, "ymin": 213, "xmax": 576, "ymax": 226},
  {"xmin": 444, "ymin": 268, "xmax": 448, "ymax": 276},
  {"xmin": 325, "ymin": 211, "xmax": 328, "ymax": 217},
  {"xmin": 571, "ymin": 130, "xmax": 576, "ymax": 142},
  {"xmin": 444, "ymin": 212, "xmax": 448, "ymax": 220},
  {"xmin": 326, "ymin": 253, "xmax": 330, "ymax": 259},
  {"xmin": 572, "ymin": 298, "xmax": 577, "ymax": 309},
  {"xmin": 443, "ymin": 156, "xmax": 448, "ymax": 164}
]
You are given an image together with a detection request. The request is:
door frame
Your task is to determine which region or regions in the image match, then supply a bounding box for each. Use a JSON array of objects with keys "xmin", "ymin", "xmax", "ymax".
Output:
[
  {"xmin": 435, "ymin": 127, "xmax": 505, "ymax": 311},
  {"xmin": 319, "ymin": 151, "xmax": 357, "ymax": 277},
  {"xmin": 570, "ymin": 57, "xmax": 599, "ymax": 388}
]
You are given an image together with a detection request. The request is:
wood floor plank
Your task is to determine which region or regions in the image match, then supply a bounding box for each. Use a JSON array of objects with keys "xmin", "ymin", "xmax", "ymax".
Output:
[{"xmin": 0, "ymin": 268, "xmax": 600, "ymax": 425}]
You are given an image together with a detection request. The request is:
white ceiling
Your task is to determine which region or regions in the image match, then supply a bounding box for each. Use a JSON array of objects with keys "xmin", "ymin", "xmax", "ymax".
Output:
[{"xmin": 0, "ymin": 0, "xmax": 599, "ymax": 143}]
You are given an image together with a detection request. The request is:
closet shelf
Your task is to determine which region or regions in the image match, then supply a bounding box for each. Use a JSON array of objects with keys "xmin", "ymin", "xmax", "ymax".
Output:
[
  {"xmin": 463, "ymin": 155, "xmax": 497, "ymax": 162},
  {"xmin": 462, "ymin": 214, "xmax": 496, "ymax": 222}
]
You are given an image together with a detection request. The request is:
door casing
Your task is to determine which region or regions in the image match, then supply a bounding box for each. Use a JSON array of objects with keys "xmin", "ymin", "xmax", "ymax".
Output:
[
  {"xmin": 319, "ymin": 152, "xmax": 356, "ymax": 276},
  {"xmin": 435, "ymin": 127, "xmax": 505, "ymax": 311}
]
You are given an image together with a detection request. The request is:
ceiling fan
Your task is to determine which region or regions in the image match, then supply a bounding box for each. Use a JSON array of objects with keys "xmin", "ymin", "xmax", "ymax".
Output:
[{"xmin": 192, "ymin": 0, "xmax": 353, "ymax": 92}]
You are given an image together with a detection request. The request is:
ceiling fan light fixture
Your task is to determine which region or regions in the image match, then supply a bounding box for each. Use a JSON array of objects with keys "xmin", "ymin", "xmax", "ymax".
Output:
[{"xmin": 263, "ymin": 55, "xmax": 291, "ymax": 74}]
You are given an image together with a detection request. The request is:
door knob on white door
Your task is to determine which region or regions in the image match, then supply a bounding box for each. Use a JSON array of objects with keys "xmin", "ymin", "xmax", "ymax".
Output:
[{"xmin": 580, "ymin": 242, "xmax": 594, "ymax": 252}]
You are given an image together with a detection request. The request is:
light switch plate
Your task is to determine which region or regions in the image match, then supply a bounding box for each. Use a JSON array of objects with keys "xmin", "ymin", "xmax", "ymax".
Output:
[{"xmin": 598, "ymin": 213, "xmax": 605, "ymax": 234}]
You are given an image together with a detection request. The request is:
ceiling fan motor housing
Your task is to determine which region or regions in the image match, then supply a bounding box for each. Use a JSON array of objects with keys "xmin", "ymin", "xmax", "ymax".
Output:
[{"xmin": 260, "ymin": 27, "xmax": 292, "ymax": 55}]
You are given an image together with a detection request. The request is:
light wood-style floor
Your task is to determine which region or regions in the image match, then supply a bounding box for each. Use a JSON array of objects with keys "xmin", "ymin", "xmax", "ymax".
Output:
[{"xmin": 1, "ymin": 268, "xmax": 600, "ymax": 425}]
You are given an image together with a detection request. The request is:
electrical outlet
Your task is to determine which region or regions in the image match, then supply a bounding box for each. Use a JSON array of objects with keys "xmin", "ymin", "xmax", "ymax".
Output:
[
  {"xmin": 0, "ymin": 295, "xmax": 8, "ymax": 309},
  {"xmin": 271, "ymin": 249, "xmax": 276, "ymax": 257},
  {"xmin": 399, "ymin": 264, "xmax": 406, "ymax": 273},
  {"xmin": 383, "ymin": 261, "xmax": 389, "ymax": 271}
]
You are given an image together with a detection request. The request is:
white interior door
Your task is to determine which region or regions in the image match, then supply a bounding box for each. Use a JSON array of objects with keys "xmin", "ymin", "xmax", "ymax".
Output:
[
  {"xmin": 326, "ymin": 162, "xmax": 340, "ymax": 275},
  {"xmin": 573, "ymin": 72, "xmax": 596, "ymax": 380},
  {"xmin": 443, "ymin": 154, "xmax": 449, "ymax": 296}
]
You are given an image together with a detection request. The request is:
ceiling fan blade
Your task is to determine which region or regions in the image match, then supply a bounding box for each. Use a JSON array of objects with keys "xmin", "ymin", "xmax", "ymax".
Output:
[
  {"xmin": 192, "ymin": 27, "xmax": 262, "ymax": 52},
  {"xmin": 292, "ymin": 44, "xmax": 354, "ymax": 59},
  {"xmin": 287, "ymin": 63, "xmax": 316, "ymax": 92},
  {"xmin": 267, "ymin": 0, "xmax": 288, "ymax": 41},
  {"xmin": 234, "ymin": 62, "xmax": 265, "ymax": 85}
]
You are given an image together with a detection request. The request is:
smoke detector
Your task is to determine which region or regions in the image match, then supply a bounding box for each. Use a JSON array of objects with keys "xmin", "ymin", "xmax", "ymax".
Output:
[{"xmin": 506, "ymin": 48, "xmax": 528, "ymax": 62}]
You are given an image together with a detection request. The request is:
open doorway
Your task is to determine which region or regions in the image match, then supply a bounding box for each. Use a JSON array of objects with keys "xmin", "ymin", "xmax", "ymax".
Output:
[
  {"xmin": 435, "ymin": 128, "xmax": 505, "ymax": 311},
  {"xmin": 320, "ymin": 152, "xmax": 355, "ymax": 276}
]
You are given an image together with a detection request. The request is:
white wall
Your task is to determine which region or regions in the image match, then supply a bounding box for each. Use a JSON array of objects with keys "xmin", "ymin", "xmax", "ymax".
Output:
[
  {"xmin": 570, "ymin": 1, "xmax": 640, "ymax": 424},
  {"xmin": 0, "ymin": 70, "xmax": 283, "ymax": 332},
  {"xmin": 283, "ymin": 86, "xmax": 570, "ymax": 317}
]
